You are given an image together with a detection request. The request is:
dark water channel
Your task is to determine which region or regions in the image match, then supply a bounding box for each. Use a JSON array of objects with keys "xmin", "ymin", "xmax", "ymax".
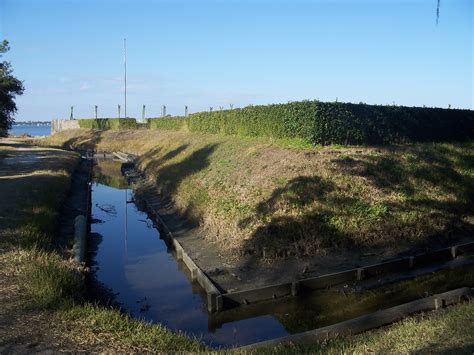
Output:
[{"xmin": 89, "ymin": 159, "xmax": 474, "ymax": 348}]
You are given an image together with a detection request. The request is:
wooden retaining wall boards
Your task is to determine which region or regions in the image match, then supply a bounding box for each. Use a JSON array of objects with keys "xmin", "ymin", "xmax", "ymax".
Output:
[
  {"xmin": 220, "ymin": 241, "xmax": 474, "ymax": 310},
  {"xmin": 117, "ymin": 152, "xmax": 474, "ymax": 314},
  {"xmin": 144, "ymin": 200, "xmax": 223, "ymax": 313},
  {"xmin": 239, "ymin": 287, "xmax": 474, "ymax": 350}
]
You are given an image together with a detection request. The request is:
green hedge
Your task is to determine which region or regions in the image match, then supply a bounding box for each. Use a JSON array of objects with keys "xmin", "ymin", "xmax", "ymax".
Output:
[
  {"xmin": 313, "ymin": 103, "xmax": 474, "ymax": 145},
  {"xmin": 148, "ymin": 116, "xmax": 186, "ymax": 130},
  {"xmin": 148, "ymin": 101, "xmax": 317, "ymax": 141},
  {"xmin": 149, "ymin": 101, "xmax": 474, "ymax": 145},
  {"xmin": 78, "ymin": 118, "xmax": 137, "ymax": 130}
]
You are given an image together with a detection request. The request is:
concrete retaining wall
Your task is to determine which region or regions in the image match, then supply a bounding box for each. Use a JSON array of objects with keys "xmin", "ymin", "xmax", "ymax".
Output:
[{"xmin": 51, "ymin": 119, "xmax": 80, "ymax": 134}]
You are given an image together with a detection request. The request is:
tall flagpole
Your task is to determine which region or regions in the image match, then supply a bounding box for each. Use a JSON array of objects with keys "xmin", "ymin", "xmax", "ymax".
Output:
[{"xmin": 124, "ymin": 38, "xmax": 127, "ymax": 118}]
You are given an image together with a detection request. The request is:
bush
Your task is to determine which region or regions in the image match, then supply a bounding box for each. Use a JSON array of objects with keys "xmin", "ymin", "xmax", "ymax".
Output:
[
  {"xmin": 149, "ymin": 101, "xmax": 317, "ymax": 141},
  {"xmin": 313, "ymin": 103, "xmax": 474, "ymax": 145},
  {"xmin": 149, "ymin": 101, "xmax": 474, "ymax": 145},
  {"xmin": 148, "ymin": 116, "xmax": 186, "ymax": 130},
  {"xmin": 78, "ymin": 118, "xmax": 137, "ymax": 130}
]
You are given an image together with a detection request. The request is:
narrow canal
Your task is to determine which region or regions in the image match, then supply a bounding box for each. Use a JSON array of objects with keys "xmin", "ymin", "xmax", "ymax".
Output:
[
  {"xmin": 88, "ymin": 158, "xmax": 474, "ymax": 348},
  {"xmin": 89, "ymin": 158, "xmax": 287, "ymax": 347}
]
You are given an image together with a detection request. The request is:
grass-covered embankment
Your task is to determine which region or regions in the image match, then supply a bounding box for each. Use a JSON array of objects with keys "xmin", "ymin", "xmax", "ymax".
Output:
[
  {"xmin": 43, "ymin": 129, "xmax": 474, "ymax": 260},
  {"xmin": 0, "ymin": 138, "xmax": 204, "ymax": 352}
]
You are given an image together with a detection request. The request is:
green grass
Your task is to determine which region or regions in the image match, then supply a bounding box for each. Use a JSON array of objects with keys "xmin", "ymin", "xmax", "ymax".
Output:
[
  {"xmin": 19, "ymin": 249, "xmax": 84, "ymax": 309},
  {"xmin": 58, "ymin": 304, "xmax": 205, "ymax": 352},
  {"xmin": 268, "ymin": 300, "xmax": 474, "ymax": 354}
]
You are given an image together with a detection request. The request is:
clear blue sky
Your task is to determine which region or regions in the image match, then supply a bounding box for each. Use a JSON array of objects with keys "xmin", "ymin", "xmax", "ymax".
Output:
[{"xmin": 1, "ymin": 0, "xmax": 472, "ymax": 121}]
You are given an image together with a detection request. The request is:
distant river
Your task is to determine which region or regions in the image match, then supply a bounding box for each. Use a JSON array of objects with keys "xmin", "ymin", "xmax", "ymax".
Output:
[{"xmin": 9, "ymin": 125, "xmax": 51, "ymax": 137}]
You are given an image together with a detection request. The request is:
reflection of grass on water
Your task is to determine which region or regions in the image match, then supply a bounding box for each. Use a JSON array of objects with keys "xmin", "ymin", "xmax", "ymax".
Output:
[
  {"xmin": 94, "ymin": 159, "xmax": 128, "ymax": 189},
  {"xmin": 276, "ymin": 263, "xmax": 474, "ymax": 334}
]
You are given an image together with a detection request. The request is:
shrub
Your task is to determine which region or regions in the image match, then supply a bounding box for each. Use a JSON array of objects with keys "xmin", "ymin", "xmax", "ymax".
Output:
[
  {"xmin": 148, "ymin": 116, "xmax": 186, "ymax": 130},
  {"xmin": 78, "ymin": 118, "xmax": 137, "ymax": 130},
  {"xmin": 84, "ymin": 102, "xmax": 474, "ymax": 145},
  {"xmin": 312, "ymin": 103, "xmax": 474, "ymax": 145}
]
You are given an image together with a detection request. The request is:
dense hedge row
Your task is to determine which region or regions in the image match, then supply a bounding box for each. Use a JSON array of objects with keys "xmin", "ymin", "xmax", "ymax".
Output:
[
  {"xmin": 78, "ymin": 118, "xmax": 137, "ymax": 130},
  {"xmin": 148, "ymin": 116, "xmax": 186, "ymax": 130},
  {"xmin": 149, "ymin": 101, "xmax": 474, "ymax": 145},
  {"xmin": 313, "ymin": 103, "xmax": 474, "ymax": 145},
  {"xmin": 148, "ymin": 101, "xmax": 317, "ymax": 140},
  {"xmin": 78, "ymin": 102, "xmax": 474, "ymax": 145}
]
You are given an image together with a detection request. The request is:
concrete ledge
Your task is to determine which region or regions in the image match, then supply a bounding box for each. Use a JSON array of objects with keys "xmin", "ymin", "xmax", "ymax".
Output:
[{"xmin": 239, "ymin": 287, "xmax": 474, "ymax": 350}]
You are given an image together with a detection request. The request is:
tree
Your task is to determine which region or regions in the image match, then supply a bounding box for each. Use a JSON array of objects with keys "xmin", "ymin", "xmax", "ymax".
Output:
[{"xmin": 0, "ymin": 40, "xmax": 24, "ymax": 136}]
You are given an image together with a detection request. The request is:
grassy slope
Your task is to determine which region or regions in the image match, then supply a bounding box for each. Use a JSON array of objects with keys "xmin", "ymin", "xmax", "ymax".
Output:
[
  {"xmin": 44, "ymin": 129, "xmax": 474, "ymax": 260},
  {"xmin": 0, "ymin": 139, "xmax": 204, "ymax": 352},
  {"xmin": 273, "ymin": 299, "xmax": 474, "ymax": 354}
]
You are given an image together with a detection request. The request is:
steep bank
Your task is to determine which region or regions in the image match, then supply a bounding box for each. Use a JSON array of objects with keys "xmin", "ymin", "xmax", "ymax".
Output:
[{"xmin": 43, "ymin": 129, "xmax": 474, "ymax": 262}]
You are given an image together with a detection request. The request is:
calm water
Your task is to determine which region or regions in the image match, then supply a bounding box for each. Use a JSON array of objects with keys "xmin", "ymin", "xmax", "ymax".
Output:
[
  {"xmin": 90, "ymin": 164, "xmax": 287, "ymax": 347},
  {"xmin": 90, "ymin": 159, "xmax": 474, "ymax": 348},
  {"xmin": 9, "ymin": 124, "xmax": 51, "ymax": 137}
]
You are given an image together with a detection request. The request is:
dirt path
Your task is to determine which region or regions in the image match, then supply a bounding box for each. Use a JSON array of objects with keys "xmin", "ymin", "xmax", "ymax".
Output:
[{"xmin": 0, "ymin": 138, "xmax": 88, "ymax": 353}]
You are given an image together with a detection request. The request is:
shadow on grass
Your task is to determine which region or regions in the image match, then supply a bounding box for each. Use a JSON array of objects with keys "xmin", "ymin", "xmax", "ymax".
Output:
[
  {"xmin": 240, "ymin": 143, "xmax": 474, "ymax": 260},
  {"xmin": 146, "ymin": 144, "xmax": 218, "ymax": 197},
  {"xmin": 0, "ymin": 172, "xmax": 72, "ymax": 248},
  {"xmin": 138, "ymin": 144, "xmax": 189, "ymax": 173},
  {"xmin": 239, "ymin": 176, "xmax": 355, "ymax": 258},
  {"xmin": 61, "ymin": 130, "xmax": 103, "ymax": 154}
]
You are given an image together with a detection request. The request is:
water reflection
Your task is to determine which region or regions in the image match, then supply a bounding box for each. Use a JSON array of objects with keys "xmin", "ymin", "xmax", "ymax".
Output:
[{"xmin": 90, "ymin": 160, "xmax": 287, "ymax": 347}]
